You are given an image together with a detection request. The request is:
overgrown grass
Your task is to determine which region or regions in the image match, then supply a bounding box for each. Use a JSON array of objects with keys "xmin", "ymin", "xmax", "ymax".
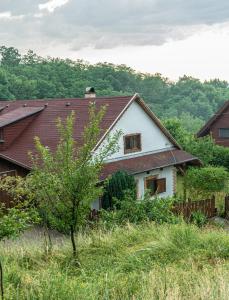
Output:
[{"xmin": 1, "ymin": 222, "xmax": 229, "ymax": 299}]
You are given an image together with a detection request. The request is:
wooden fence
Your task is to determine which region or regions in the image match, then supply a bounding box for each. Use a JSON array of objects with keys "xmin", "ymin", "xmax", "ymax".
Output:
[
  {"xmin": 172, "ymin": 196, "xmax": 216, "ymax": 219},
  {"xmin": 225, "ymin": 196, "xmax": 229, "ymax": 219}
]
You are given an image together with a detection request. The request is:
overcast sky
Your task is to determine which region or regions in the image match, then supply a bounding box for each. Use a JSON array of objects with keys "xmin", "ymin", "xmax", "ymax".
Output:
[{"xmin": 1, "ymin": 0, "xmax": 229, "ymax": 81}]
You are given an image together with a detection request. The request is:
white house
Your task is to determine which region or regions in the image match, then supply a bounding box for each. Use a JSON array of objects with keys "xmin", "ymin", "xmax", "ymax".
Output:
[
  {"xmin": 92, "ymin": 92, "xmax": 200, "ymax": 209},
  {"xmin": 0, "ymin": 89, "xmax": 200, "ymax": 209}
]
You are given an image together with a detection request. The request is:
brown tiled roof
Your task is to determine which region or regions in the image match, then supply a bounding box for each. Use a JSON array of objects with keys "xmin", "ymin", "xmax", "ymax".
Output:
[
  {"xmin": 0, "ymin": 107, "xmax": 44, "ymax": 128},
  {"xmin": 101, "ymin": 149, "xmax": 200, "ymax": 180},
  {"xmin": 0, "ymin": 94, "xmax": 184, "ymax": 173},
  {"xmin": 0, "ymin": 96, "xmax": 135, "ymax": 168},
  {"xmin": 197, "ymin": 100, "xmax": 229, "ymax": 137}
]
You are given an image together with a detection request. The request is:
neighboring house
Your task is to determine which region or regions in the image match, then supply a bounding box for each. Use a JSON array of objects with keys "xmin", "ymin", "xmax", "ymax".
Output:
[
  {"xmin": 197, "ymin": 100, "xmax": 229, "ymax": 147},
  {"xmin": 0, "ymin": 90, "xmax": 200, "ymax": 209}
]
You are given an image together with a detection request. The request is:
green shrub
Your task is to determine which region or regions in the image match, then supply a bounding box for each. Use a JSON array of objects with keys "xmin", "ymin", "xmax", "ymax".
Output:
[
  {"xmin": 100, "ymin": 192, "xmax": 179, "ymax": 227},
  {"xmin": 186, "ymin": 166, "xmax": 228, "ymax": 198},
  {"xmin": 102, "ymin": 171, "xmax": 136, "ymax": 209},
  {"xmin": 190, "ymin": 211, "xmax": 207, "ymax": 227}
]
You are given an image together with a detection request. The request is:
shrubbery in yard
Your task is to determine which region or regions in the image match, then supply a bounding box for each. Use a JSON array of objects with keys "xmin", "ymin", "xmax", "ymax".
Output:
[
  {"xmin": 100, "ymin": 192, "xmax": 178, "ymax": 227},
  {"xmin": 102, "ymin": 171, "xmax": 136, "ymax": 209}
]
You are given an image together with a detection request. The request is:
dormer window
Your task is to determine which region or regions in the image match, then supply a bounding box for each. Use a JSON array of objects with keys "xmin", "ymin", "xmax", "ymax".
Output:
[{"xmin": 124, "ymin": 133, "xmax": 141, "ymax": 154}]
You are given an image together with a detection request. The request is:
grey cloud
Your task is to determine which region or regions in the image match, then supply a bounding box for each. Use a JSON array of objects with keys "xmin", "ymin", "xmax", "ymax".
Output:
[{"xmin": 1, "ymin": 0, "xmax": 229, "ymax": 51}]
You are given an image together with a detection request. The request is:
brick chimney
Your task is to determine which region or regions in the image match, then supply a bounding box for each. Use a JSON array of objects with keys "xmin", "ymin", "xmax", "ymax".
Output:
[{"xmin": 85, "ymin": 87, "xmax": 96, "ymax": 98}]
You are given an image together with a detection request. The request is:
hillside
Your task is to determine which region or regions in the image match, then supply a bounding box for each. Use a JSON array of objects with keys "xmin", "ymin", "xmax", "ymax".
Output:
[
  {"xmin": 1, "ymin": 46, "xmax": 229, "ymax": 133},
  {"xmin": 1, "ymin": 222, "xmax": 229, "ymax": 299}
]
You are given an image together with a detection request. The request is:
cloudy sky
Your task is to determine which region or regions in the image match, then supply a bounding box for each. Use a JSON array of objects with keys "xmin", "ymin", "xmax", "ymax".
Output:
[{"xmin": 1, "ymin": 0, "xmax": 229, "ymax": 81}]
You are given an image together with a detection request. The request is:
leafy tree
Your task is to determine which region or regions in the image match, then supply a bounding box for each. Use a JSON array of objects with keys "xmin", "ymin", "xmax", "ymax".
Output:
[
  {"xmin": 185, "ymin": 166, "xmax": 228, "ymax": 198},
  {"xmin": 0, "ymin": 46, "xmax": 21, "ymax": 67},
  {"xmin": 0, "ymin": 45, "xmax": 229, "ymax": 124},
  {"xmin": 28, "ymin": 106, "xmax": 121, "ymax": 258}
]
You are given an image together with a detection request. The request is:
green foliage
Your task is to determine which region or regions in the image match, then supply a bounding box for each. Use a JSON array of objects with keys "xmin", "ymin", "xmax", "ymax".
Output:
[
  {"xmin": 191, "ymin": 211, "xmax": 208, "ymax": 227},
  {"xmin": 101, "ymin": 192, "xmax": 178, "ymax": 227},
  {"xmin": 27, "ymin": 106, "xmax": 120, "ymax": 256},
  {"xmin": 186, "ymin": 166, "xmax": 228, "ymax": 198},
  {"xmin": 164, "ymin": 117, "xmax": 229, "ymax": 168},
  {"xmin": 102, "ymin": 171, "xmax": 136, "ymax": 209},
  {"xmin": 0, "ymin": 207, "xmax": 38, "ymax": 241},
  {"xmin": 0, "ymin": 46, "xmax": 229, "ymax": 125}
]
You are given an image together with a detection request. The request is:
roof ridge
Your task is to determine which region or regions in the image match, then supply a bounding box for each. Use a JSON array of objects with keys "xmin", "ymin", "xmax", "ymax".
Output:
[
  {"xmin": 197, "ymin": 100, "xmax": 229, "ymax": 137},
  {"xmin": 0, "ymin": 95, "xmax": 134, "ymax": 103}
]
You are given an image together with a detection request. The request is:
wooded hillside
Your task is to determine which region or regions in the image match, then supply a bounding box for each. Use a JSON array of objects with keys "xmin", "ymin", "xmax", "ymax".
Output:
[{"xmin": 1, "ymin": 46, "xmax": 229, "ymax": 132}]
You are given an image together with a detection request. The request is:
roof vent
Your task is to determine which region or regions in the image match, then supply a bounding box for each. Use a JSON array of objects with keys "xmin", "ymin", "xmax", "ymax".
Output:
[
  {"xmin": 65, "ymin": 102, "xmax": 71, "ymax": 107},
  {"xmin": 23, "ymin": 104, "xmax": 27, "ymax": 107},
  {"xmin": 85, "ymin": 87, "xmax": 96, "ymax": 98},
  {"xmin": 44, "ymin": 103, "xmax": 48, "ymax": 108}
]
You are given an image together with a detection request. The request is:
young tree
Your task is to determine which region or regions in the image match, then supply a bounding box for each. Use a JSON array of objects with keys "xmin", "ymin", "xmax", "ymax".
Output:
[{"xmin": 29, "ymin": 104, "xmax": 121, "ymax": 258}]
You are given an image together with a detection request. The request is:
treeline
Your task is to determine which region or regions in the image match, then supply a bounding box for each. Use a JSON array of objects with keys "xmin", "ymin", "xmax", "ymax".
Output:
[{"xmin": 1, "ymin": 46, "xmax": 229, "ymax": 132}]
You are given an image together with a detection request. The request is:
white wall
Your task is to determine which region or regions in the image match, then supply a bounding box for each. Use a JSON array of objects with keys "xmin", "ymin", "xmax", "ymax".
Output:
[
  {"xmin": 92, "ymin": 165, "xmax": 176, "ymax": 209},
  {"xmin": 96, "ymin": 101, "xmax": 174, "ymax": 162},
  {"xmin": 134, "ymin": 166, "xmax": 175, "ymax": 199}
]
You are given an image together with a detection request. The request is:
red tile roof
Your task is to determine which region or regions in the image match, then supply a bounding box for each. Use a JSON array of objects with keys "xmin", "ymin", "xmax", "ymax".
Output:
[
  {"xmin": 0, "ymin": 94, "xmax": 197, "ymax": 175},
  {"xmin": 0, "ymin": 107, "xmax": 44, "ymax": 128},
  {"xmin": 0, "ymin": 96, "xmax": 134, "ymax": 168},
  {"xmin": 101, "ymin": 149, "xmax": 200, "ymax": 180}
]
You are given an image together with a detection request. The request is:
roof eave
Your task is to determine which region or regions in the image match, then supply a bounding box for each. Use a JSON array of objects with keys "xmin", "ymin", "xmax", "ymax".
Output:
[{"xmin": 0, "ymin": 154, "xmax": 31, "ymax": 171}]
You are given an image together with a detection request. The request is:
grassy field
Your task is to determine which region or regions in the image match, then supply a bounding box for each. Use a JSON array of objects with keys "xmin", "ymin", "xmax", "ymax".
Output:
[{"xmin": 1, "ymin": 222, "xmax": 229, "ymax": 299}]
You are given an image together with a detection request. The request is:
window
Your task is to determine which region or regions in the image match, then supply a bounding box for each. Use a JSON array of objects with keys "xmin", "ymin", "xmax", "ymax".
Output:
[
  {"xmin": 144, "ymin": 176, "xmax": 166, "ymax": 196},
  {"xmin": 124, "ymin": 133, "xmax": 141, "ymax": 154},
  {"xmin": 219, "ymin": 128, "xmax": 229, "ymax": 138},
  {"xmin": 0, "ymin": 129, "xmax": 4, "ymax": 142}
]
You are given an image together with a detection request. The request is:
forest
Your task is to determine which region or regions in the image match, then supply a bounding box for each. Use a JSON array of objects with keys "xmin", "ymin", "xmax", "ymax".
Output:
[{"xmin": 1, "ymin": 46, "xmax": 229, "ymax": 133}]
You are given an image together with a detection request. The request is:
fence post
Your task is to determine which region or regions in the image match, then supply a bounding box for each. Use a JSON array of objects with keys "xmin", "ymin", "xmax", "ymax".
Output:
[{"xmin": 225, "ymin": 196, "xmax": 229, "ymax": 219}]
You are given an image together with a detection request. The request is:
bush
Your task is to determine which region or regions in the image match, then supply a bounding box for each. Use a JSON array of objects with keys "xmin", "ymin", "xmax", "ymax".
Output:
[
  {"xmin": 102, "ymin": 171, "xmax": 136, "ymax": 209},
  {"xmin": 186, "ymin": 166, "xmax": 228, "ymax": 198},
  {"xmin": 100, "ymin": 192, "xmax": 179, "ymax": 227},
  {"xmin": 190, "ymin": 211, "xmax": 207, "ymax": 227}
]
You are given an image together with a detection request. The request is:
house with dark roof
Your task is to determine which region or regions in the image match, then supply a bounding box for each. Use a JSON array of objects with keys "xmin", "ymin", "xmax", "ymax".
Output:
[
  {"xmin": 197, "ymin": 101, "xmax": 229, "ymax": 147},
  {"xmin": 0, "ymin": 90, "xmax": 200, "ymax": 209}
]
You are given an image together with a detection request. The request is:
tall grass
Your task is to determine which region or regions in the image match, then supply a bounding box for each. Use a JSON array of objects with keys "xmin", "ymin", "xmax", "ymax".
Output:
[{"xmin": 0, "ymin": 222, "xmax": 229, "ymax": 299}]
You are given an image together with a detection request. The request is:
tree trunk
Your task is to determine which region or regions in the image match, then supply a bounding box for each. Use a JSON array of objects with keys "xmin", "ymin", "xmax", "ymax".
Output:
[
  {"xmin": 0, "ymin": 260, "xmax": 4, "ymax": 300},
  {"xmin": 70, "ymin": 225, "xmax": 77, "ymax": 257}
]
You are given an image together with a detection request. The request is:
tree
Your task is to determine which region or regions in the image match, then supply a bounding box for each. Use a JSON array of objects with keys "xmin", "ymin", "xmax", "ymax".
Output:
[
  {"xmin": 185, "ymin": 166, "xmax": 228, "ymax": 198},
  {"xmin": 0, "ymin": 46, "xmax": 21, "ymax": 67},
  {"xmin": 28, "ymin": 105, "xmax": 121, "ymax": 258},
  {"xmin": 102, "ymin": 171, "xmax": 136, "ymax": 209}
]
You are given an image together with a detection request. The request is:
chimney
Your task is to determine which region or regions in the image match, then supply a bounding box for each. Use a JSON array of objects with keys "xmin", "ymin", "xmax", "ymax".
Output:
[{"xmin": 85, "ymin": 87, "xmax": 96, "ymax": 98}]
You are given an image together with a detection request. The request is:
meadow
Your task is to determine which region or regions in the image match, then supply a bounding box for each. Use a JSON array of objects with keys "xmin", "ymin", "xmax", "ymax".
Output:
[{"xmin": 1, "ymin": 222, "xmax": 229, "ymax": 300}]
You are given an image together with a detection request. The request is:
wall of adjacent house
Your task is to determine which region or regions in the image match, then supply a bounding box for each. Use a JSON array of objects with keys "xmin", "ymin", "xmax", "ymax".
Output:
[
  {"xmin": 208, "ymin": 105, "xmax": 229, "ymax": 147},
  {"xmin": 95, "ymin": 100, "xmax": 174, "ymax": 162}
]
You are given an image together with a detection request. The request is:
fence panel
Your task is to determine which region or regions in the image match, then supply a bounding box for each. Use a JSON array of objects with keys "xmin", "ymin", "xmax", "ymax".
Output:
[{"xmin": 172, "ymin": 197, "xmax": 216, "ymax": 219}]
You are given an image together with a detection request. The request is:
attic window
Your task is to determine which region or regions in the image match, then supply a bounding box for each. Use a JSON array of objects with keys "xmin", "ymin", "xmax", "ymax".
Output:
[
  {"xmin": 124, "ymin": 133, "xmax": 141, "ymax": 154},
  {"xmin": 145, "ymin": 176, "xmax": 166, "ymax": 196},
  {"xmin": 219, "ymin": 128, "xmax": 229, "ymax": 138}
]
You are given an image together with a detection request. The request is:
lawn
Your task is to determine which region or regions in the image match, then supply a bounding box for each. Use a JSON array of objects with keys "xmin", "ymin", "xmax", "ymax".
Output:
[{"xmin": 0, "ymin": 222, "xmax": 229, "ymax": 299}]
